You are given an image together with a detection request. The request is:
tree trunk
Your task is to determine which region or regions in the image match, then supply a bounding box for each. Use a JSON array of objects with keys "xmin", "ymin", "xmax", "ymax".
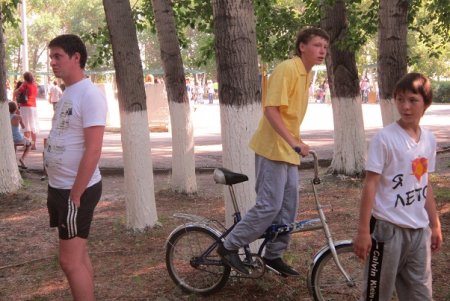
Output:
[
  {"xmin": 378, "ymin": 0, "xmax": 408, "ymax": 126},
  {"xmin": 103, "ymin": 0, "xmax": 158, "ymax": 230},
  {"xmin": 0, "ymin": 11, "xmax": 22, "ymax": 193},
  {"xmin": 151, "ymin": 0, "xmax": 197, "ymax": 194},
  {"xmin": 212, "ymin": 0, "xmax": 261, "ymax": 226},
  {"xmin": 320, "ymin": 0, "xmax": 366, "ymax": 176}
]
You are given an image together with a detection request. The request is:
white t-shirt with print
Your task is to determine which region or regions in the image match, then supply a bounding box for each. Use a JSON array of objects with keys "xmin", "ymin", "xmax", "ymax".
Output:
[
  {"xmin": 44, "ymin": 78, "xmax": 107, "ymax": 189},
  {"xmin": 366, "ymin": 122, "xmax": 436, "ymax": 229}
]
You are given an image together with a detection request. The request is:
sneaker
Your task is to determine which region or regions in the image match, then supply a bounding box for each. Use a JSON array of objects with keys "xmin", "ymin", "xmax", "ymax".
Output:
[
  {"xmin": 264, "ymin": 257, "xmax": 300, "ymax": 277},
  {"xmin": 217, "ymin": 243, "xmax": 249, "ymax": 275}
]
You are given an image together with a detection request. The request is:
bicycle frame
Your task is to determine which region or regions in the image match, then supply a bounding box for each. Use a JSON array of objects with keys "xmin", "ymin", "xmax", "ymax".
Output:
[{"xmin": 170, "ymin": 151, "xmax": 354, "ymax": 285}]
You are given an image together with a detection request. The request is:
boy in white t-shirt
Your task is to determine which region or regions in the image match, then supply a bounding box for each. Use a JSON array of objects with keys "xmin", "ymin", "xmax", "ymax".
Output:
[
  {"xmin": 45, "ymin": 34, "xmax": 107, "ymax": 301},
  {"xmin": 354, "ymin": 73, "xmax": 442, "ymax": 301}
]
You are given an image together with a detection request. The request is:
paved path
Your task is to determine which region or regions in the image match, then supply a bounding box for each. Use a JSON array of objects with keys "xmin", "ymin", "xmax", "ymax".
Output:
[{"xmin": 20, "ymin": 99, "xmax": 450, "ymax": 173}]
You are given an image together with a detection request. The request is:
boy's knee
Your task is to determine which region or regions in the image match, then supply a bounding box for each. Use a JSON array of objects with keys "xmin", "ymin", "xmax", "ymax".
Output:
[{"xmin": 59, "ymin": 256, "xmax": 80, "ymax": 275}]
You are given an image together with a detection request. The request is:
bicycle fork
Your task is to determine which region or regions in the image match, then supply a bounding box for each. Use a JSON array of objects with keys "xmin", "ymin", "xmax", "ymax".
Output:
[{"xmin": 313, "ymin": 182, "xmax": 356, "ymax": 286}]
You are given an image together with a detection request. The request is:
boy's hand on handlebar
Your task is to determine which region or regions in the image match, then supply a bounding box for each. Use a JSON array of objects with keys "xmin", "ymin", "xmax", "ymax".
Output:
[{"xmin": 293, "ymin": 143, "xmax": 310, "ymax": 157}]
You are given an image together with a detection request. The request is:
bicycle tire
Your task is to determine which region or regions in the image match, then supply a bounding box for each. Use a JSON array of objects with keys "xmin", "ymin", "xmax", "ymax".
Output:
[
  {"xmin": 309, "ymin": 242, "xmax": 364, "ymax": 301},
  {"xmin": 165, "ymin": 225, "xmax": 231, "ymax": 295}
]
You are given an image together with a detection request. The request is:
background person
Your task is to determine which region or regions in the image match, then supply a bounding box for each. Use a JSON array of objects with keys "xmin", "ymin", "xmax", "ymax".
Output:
[
  {"xmin": 207, "ymin": 79, "xmax": 215, "ymax": 104},
  {"xmin": 13, "ymin": 72, "xmax": 39, "ymax": 150},
  {"xmin": 9, "ymin": 101, "xmax": 31, "ymax": 169},
  {"xmin": 45, "ymin": 34, "xmax": 107, "ymax": 301},
  {"xmin": 48, "ymin": 80, "xmax": 63, "ymax": 111}
]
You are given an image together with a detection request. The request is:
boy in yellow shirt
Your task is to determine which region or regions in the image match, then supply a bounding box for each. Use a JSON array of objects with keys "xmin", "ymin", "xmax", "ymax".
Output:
[{"xmin": 218, "ymin": 27, "xmax": 329, "ymax": 276}]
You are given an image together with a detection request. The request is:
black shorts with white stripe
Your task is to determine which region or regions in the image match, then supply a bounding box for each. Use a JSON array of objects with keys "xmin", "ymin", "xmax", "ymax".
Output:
[{"xmin": 47, "ymin": 180, "xmax": 102, "ymax": 240}]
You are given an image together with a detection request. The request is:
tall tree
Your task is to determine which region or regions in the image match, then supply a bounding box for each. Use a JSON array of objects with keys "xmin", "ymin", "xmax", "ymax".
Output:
[
  {"xmin": 0, "ymin": 2, "xmax": 22, "ymax": 194},
  {"xmin": 151, "ymin": 0, "xmax": 197, "ymax": 194},
  {"xmin": 377, "ymin": 0, "xmax": 407, "ymax": 126},
  {"xmin": 320, "ymin": 0, "xmax": 366, "ymax": 176},
  {"xmin": 103, "ymin": 0, "xmax": 158, "ymax": 230},
  {"xmin": 211, "ymin": 0, "xmax": 261, "ymax": 225}
]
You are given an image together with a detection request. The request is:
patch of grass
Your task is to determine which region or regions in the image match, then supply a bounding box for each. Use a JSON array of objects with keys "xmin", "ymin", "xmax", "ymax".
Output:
[
  {"xmin": 434, "ymin": 187, "xmax": 450, "ymax": 203},
  {"xmin": 21, "ymin": 177, "xmax": 32, "ymax": 189}
]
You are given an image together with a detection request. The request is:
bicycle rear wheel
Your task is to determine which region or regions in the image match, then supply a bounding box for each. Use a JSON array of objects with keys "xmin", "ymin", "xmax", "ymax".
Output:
[
  {"xmin": 309, "ymin": 243, "xmax": 364, "ymax": 301},
  {"xmin": 165, "ymin": 225, "xmax": 231, "ymax": 295}
]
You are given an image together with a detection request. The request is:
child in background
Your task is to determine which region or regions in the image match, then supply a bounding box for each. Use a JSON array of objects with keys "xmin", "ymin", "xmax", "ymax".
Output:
[
  {"xmin": 9, "ymin": 101, "xmax": 31, "ymax": 169},
  {"xmin": 353, "ymin": 73, "xmax": 442, "ymax": 300}
]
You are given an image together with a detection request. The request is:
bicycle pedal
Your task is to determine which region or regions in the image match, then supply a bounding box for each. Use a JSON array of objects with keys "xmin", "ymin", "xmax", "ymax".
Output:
[{"xmin": 243, "ymin": 255, "xmax": 265, "ymax": 279}]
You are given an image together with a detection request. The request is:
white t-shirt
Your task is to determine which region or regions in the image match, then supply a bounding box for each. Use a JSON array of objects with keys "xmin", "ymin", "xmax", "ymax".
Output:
[
  {"xmin": 48, "ymin": 84, "xmax": 63, "ymax": 103},
  {"xmin": 44, "ymin": 78, "xmax": 107, "ymax": 189},
  {"xmin": 366, "ymin": 122, "xmax": 436, "ymax": 229}
]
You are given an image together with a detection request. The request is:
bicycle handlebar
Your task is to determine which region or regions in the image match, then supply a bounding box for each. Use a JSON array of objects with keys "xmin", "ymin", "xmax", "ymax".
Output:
[{"xmin": 308, "ymin": 150, "xmax": 321, "ymax": 184}]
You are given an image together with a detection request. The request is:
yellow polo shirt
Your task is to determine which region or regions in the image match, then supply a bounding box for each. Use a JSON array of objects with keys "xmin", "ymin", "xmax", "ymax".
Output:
[{"xmin": 249, "ymin": 56, "xmax": 311, "ymax": 165}]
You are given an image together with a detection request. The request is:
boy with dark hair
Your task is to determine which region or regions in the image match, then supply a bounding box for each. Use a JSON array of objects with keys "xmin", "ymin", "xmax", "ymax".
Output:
[
  {"xmin": 48, "ymin": 34, "xmax": 88, "ymax": 69},
  {"xmin": 354, "ymin": 73, "xmax": 442, "ymax": 300},
  {"xmin": 218, "ymin": 27, "xmax": 329, "ymax": 276},
  {"xmin": 45, "ymin": 34, "xmax": 107, "ymax": 301}
]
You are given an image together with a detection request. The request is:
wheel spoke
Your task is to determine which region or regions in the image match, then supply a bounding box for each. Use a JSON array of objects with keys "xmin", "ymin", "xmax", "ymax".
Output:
[
  {"xmin": 166, "ymin": 226, "xmax": 230, "ymax": 295},
  {"xmin": 310, "ymin": 244, "xmax": 364, "ymax": 301}
]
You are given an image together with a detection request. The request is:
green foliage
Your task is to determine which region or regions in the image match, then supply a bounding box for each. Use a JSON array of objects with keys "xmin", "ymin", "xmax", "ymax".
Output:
[
  {"xmin": 254, "ymin": 0, "xmax": 305, "ymax": 62},
  {"xmin": 409, "ymin": 0, "xmax": 450, "ymax": 61},
  {"xmin": 4, "ymin": 0, "xmax": 450, "ymax": 79},
  {"xmin": 81, "ymin": 26, "xmax": 112, "ymax": 69},
  {"xmin": 140, "ymin": 0, "xmax": 214, "ymax": 66},
  {"xmin": 432, "ymin": 81, "xmax": 450, "ymax": 103},
  {"xmin": 343, "ymin": 0, "xmax": 378, "ymax": 52},
  {"xmin": 1, "ymin": 0, "xmax": 21, "ymax": 29}
]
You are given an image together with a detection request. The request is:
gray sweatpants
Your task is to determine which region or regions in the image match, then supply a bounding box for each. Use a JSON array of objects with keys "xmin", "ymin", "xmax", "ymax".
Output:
[
  {"xmin": 360, "ymin": 219, "xmax": 432, "ymax": 301},
  {"xmin": 223, "ymin": 154, "xmax": 299, "ymax": 259}
]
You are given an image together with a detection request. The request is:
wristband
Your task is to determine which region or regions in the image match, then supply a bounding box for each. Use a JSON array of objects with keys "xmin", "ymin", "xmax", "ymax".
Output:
[{"xmin": 293, "ymin": 146, "xmax": 301, "ymax": 154}]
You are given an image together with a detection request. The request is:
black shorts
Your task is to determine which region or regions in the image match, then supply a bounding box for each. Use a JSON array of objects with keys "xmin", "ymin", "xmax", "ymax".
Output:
[{"xmin": 47, "ymin": 181, "xmax": 102, "ymax": 240}]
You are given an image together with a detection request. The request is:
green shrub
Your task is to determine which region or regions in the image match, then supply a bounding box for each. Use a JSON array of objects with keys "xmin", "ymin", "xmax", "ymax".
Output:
[{"xmin": 432, "ymin": 81, "xmax": 450, "ymax": 103}]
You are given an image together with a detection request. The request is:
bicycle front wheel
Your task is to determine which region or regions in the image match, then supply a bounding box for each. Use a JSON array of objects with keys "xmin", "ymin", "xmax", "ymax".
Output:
[
  {"xmin": 309, "ymin": 243, "xmax": 364, "ymax": 301},
  {"xmin": 165, "ymin": 225, "xmax": 231, "ymax": 295}
]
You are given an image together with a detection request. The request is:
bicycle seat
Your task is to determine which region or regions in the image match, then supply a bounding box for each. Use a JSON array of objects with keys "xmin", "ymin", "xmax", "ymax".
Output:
[{"xmin": 213, "ymin": 168, "xmax": 249, "ymax": 185}]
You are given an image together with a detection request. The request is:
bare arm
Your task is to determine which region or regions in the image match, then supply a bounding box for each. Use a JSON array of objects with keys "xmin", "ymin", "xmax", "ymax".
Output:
[
  {"xmin": 264, "ymin": 106, "xmax": 310, "ymax": 157},
  {"xmin": 19, "ymin": 116, "xmax": 25, "ymax": 129},
  {"xmin": 353, "ymin": 171, "xmax": 381, "ymax": 261},
  {"xmin": 424, "ymin": 183, "xmax": 443, "ymax": 253},
  {"xmin": 69, "ymin": 126, "xmax": 105, "ymax": 207}
]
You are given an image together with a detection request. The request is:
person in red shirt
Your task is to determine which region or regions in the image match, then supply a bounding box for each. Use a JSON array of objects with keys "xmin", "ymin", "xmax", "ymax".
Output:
[{"xmin": 13, "ymin": 72, "xmax": 39, "ymax": 150}]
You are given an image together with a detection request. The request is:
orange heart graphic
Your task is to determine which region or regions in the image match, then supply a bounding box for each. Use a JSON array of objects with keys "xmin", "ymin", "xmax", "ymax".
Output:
[{"xmin": 411, "ymin": 157, "xmax": 428, "ymax": 181}]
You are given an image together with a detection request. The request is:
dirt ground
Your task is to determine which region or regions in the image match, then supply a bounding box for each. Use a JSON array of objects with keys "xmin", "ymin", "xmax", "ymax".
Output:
[{"xmin": 1, "ymin": 152, "xmax": 449, "ymax": 301}]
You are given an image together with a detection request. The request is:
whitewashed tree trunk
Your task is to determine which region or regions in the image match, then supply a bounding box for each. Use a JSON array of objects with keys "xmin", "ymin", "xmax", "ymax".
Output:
[
  {"xmin": 103, "ymin": 0, "xmax": 158, "ymax": 229},
  {"xmin": 152, "ymin": 0, "xmax": 197, "ymax": 194},
  {"xmin": 330, "ymin": 97, "xmax": 366, "ymax": 174},
  {"xmin": 120, "ymin": 111, "xmax": 158, "ymax": 229},
  {"xmin": 0, "ymin": 13, "xmax": 22, "ymax": 194},
  {"xmin": 379, "ymin": 97, "xmax": 400, "ymax": 126},
  {"xmin": 221, "ymin": 104, "xmax": 261, "ymax": 227},
  {"xmin": 321, "ymin": 0, "xmax": 366, "ymax": 176},
  {"xmin": 212, "ymin": 0, "xmax": 261, "ymax": 226},
  {"xmin": 169, "ymin": 102, "xmax": 196, "ymax": 193},
  {"xmin": 0, "ymin": 103, "xmax": 23, "ymax": 193},
  {"xmin": 378, "ymin": 0, "xmax": 408, "ymax": 126}
]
